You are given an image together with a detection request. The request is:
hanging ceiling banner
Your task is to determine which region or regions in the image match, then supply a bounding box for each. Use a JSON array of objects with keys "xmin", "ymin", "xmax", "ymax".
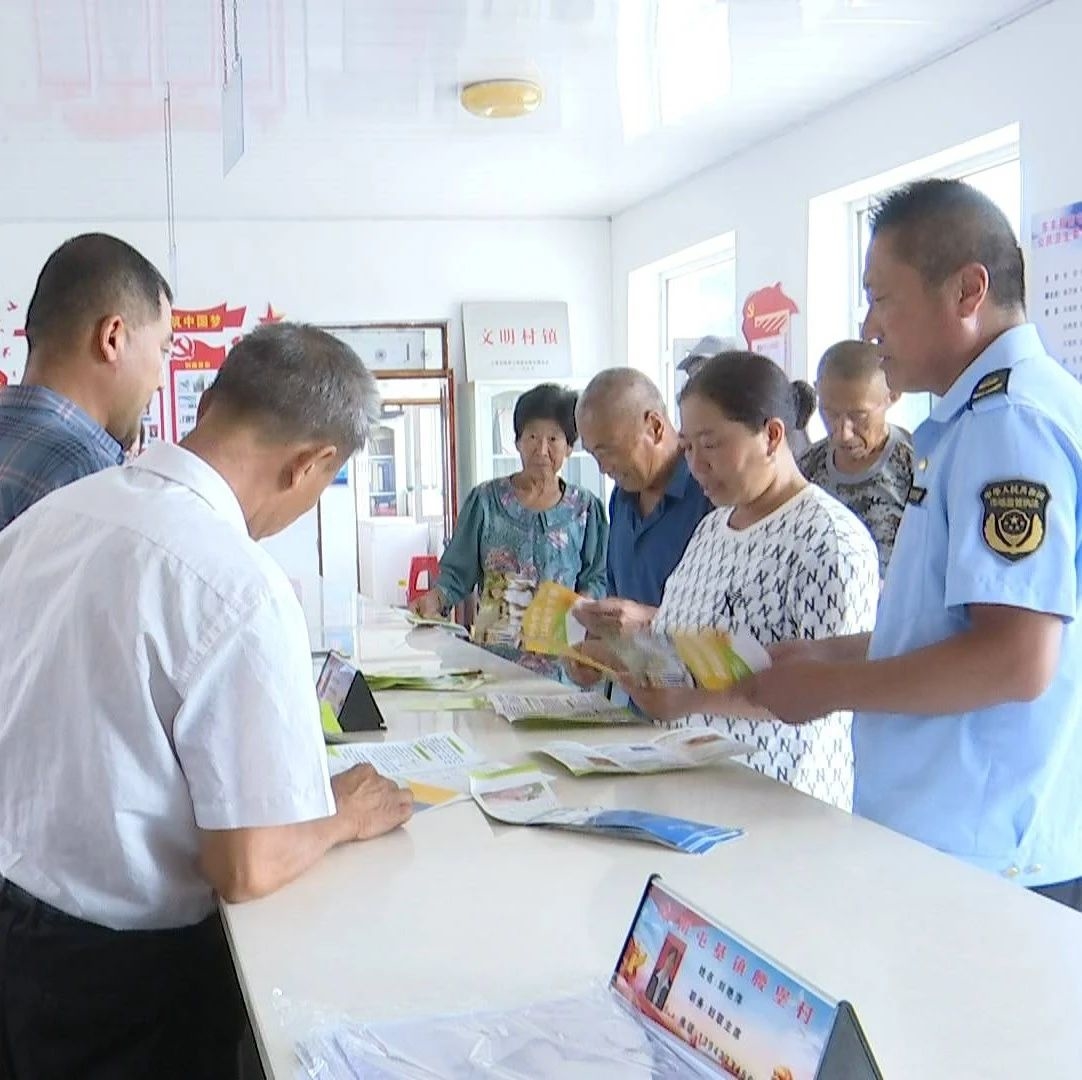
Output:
[{"xmin": 222, "ymin": 57, "xmax": 245, "ymax": 176}]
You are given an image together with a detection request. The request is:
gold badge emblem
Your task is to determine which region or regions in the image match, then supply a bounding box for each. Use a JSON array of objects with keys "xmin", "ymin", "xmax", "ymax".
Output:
[
  {"xmin": 968, "ymin": 368, "xmax": 1011, "ymax": 407},
  {"xmin": 981, "ymin": 481, "xmax": 1049, "ymax": 561}
]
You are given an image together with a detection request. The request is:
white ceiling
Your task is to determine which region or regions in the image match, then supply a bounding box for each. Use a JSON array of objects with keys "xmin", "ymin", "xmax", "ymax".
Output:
[{"xmin": 0, "ymin": 0, "xmax": 1050, "ymax": 221}]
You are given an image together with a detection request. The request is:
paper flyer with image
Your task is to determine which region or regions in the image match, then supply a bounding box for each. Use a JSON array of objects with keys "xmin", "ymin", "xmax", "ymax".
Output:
[
  {"xmin": 601, "ymin": 627, "xmax": 770, "ymax": 691},
  {"xmin": 538, "ymin": 726, "xmax": 749, "ymax": 777},
  {"xmin": 520, "ymin": 583, "xmax": 771, "ymax": 690},
  {"xmin": 487, "ymin": 690, "xmax": 637, "ymax": 725},
  {"xmin": 469, "ymin": 766, "xmax": 742, "ymax": 854},
  {"xmin": 521, "ymin": 581, "xmax": 590, "ymax": 654},
  {"xmin": 327, "ymin": 732, "xmax": 485, "ymax": 809}
]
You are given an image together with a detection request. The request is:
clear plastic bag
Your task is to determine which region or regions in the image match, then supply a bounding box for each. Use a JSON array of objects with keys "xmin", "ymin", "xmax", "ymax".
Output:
[{"xmin": 284, "ymin": 980, "xmax": 715, "ymax": 1080}]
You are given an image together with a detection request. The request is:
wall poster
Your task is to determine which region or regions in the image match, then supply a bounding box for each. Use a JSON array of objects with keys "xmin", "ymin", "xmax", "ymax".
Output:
[
  {"xmin": 741, "ymin": 283, "xmax": 799, "ymax": 371},
  {"xmin": 1031, "ymin": 202, "xmax": 1082, "ymax": 380},
  {"xmin": 462, "ymin": 301, "xmax": 572, "ymax": 381}
]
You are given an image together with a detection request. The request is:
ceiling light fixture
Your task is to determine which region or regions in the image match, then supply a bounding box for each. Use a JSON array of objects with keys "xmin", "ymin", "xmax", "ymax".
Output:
[{"xmin": 460, "ymin": 79, "xmax": 543, "ymax": 119}]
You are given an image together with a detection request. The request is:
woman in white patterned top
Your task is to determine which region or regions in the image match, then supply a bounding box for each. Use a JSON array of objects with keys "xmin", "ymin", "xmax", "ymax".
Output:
[{"xmin": 627, "ymin": 351, "xmax": 880, "ymax": 810}]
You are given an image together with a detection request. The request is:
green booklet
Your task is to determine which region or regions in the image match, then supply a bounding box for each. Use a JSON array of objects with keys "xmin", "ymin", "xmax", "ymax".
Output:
[
  {"xmin": 364, "ymin": 670, "xmax": 489, "ymax": 692},
  {"xmin": 401, "ymin": 610, "xmax": 470, "ymax": 638}
]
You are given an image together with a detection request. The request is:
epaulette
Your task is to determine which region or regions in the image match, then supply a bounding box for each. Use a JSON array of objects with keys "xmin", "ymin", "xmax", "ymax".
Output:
[{"xmin": 968, "ymin": 368, "xmax": 1011, "ymax": 408}]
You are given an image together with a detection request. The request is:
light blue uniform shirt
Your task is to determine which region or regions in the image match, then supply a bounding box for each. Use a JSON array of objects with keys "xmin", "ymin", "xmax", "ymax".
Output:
[{"xmin": 853, "ymin": 324, "xmax": 1082, "ymax": 887}]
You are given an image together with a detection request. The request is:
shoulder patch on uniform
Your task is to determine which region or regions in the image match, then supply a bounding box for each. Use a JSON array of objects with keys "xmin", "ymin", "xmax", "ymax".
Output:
[
  {"xmin": 980, "ymin": 480, "xmax": 1049, "ymax": 561},
  {"xmin": 968, "ymin": 368, "xmax": 1011, "ymax": 408}
]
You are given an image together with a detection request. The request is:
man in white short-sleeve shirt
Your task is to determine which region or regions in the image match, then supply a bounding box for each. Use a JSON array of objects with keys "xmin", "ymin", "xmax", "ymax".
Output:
[{"xmin": 0, "ymin": 322, "xmax": 413, "ymax": 1080}]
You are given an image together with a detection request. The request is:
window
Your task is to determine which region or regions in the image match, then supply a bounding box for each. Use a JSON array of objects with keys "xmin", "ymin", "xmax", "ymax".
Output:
[
  {"xmin": 661, "ymin": 249, "xmax": 737, "ymax": 408},
  {"xmin": 849, "ymin": 149, "xmax": 1021, "ymax": 432},
  {"xmin": 626, "ymin": 230, "xmax": 736, "ymax": 416}
]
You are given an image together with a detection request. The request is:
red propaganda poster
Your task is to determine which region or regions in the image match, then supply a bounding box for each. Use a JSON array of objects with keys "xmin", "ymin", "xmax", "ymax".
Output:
[
  {"xmin": 741, "ymin": 283, "xmax": 799, "ymax": 370},
  {"xmin": 170, "ymin": 303, "xmax": 246, "ymax": 335},
  {"xmin": 169, "ymin": 341, "xmax": 227, "ymax": 442},
  {"xmin": 166, "ymin": 301, "xmax": 250, "ymax": 442}
]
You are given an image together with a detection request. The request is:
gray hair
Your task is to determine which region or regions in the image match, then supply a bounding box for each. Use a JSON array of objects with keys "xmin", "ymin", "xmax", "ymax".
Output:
[
  {"xmin": 206, "ymin": 322, "xmax": 381, "ymax": 455},
  {"xmin": 817, "ymin": 339, "xmax": 885, "ymax": 383},
  {"xmin": 578, "ymin": 367, "xmax": 666, "ymax": 420}
]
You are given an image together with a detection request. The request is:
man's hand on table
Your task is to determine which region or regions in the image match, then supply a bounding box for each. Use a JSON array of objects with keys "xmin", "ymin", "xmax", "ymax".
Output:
[{"xmin": 332, "ymin": 764, "xmax": 414, "ymax": 841}]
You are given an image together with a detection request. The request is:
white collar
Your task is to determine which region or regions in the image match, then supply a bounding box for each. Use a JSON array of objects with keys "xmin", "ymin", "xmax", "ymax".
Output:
[{"xmin": 131, "ymin": 442, "xmax": 249, "ymax": 536}]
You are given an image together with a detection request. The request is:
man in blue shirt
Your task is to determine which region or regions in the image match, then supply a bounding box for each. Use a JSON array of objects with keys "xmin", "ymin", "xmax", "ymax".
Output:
[
  {"xmin": 0, "ymin": 233, "xmax": 173, "ymax": 530},
  {"xmin": 572, "ymin": 367, "xmax": 713, "ymax": 643},
  {"xmin": 744, "ymin": 178, "xmax": 1082, "ymax": 911}
]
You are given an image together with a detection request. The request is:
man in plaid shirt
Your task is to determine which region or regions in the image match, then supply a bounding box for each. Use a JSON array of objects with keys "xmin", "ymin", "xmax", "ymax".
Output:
[{"xmin": 0, "ymin": 234, "xmax": 173, "ymax": 531}]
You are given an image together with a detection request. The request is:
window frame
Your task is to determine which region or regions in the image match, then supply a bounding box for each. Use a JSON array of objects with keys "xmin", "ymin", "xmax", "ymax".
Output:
[
  {"xmin": 845, "ymin": 146, "xmax": 1021, "ymax": 434},
  {"xmin": 847, "ymin": 145, "xmax": 1022, "ymax": 340},
  {"xmin": 658, "ymin": 243, "xmax": 738, "ymax": 411}
]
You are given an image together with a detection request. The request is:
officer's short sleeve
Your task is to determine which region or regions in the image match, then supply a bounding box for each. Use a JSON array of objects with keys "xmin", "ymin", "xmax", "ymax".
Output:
[
  {"xmin": 173, "ymin": 584, "xmax": 336, "ymax": 831},
  {"xmin": 944, "ymin": 404, "xmax": 1078, "ymax": 620}
]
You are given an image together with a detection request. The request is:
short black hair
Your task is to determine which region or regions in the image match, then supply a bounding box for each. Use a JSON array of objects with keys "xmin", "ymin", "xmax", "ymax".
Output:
[
  {"xmin": 870, "ymin": 178, "xmax": 1025, "ymax": 309},
  {"xmin": 512, "ymin": 383, "xmax": 579, "ymax": 445},
  {"xmin": 681, "ymin": 351, "xmax": 815, "ymax": 435},
  {"xmin": 204, "ymin": 323, "xmax": 382, "ymax": 455},
  {"xmin": 24, "ymin": 233, "xmax": 172, "ymax": 352},
  {"xmin": 791, "ymin": 379, "xmax": 816, "ymax": 431}
]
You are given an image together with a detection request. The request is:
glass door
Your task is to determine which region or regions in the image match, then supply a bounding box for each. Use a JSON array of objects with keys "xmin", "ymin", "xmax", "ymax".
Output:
[{"xmin": 315, "ymin": 322, "xmax": 457, "ymax": 604}]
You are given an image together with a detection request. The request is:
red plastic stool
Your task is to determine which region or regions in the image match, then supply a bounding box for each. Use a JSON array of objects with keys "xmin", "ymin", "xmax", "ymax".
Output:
[{"xmin": 406, "ymin": 555, "xmax": 440, "ymax": 603}]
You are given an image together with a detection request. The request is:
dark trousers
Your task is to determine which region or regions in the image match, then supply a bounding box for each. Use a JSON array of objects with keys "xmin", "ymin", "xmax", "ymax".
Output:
[
  {"xmin": 1032, "ymin": 875, "xmax": 1082, "ymax": 913},
  {"xmin": 0, "ymin": 876, "xmax": 245, "ymax": 1080}
]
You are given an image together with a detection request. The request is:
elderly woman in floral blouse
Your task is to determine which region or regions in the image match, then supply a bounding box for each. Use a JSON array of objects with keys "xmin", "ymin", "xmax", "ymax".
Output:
[{"xmin": 411, "ymin": 383, "xmax": 608, "ymax": 676}]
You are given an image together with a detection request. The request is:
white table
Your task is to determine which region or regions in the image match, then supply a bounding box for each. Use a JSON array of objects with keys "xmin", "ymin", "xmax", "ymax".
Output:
[{"xmin": 223, "ymin": 610, "xmax": 1082, "ymax": 1079}]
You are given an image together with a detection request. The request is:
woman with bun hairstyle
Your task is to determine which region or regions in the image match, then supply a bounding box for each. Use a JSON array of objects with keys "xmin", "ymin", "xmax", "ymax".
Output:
[
  {"xmin": 623, "ymin": 351, "xmax": 879, "ymax": 810},
  {"xmin": 787, "ymin": 377, "xmax": 816, "ymax": 459}
]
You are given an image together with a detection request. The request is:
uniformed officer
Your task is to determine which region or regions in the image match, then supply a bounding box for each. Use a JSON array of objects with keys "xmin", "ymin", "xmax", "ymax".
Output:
[{"xmin": 743, "ymin": 177, "xmax": 1082, "ymax": 910}]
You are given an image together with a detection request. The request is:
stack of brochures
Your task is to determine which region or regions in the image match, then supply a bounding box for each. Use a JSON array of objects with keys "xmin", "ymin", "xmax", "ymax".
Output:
[
  {"xmin": 487, "ymin": 690, "xmax": 638, "ymax": 725},
  {"xmin": 401, "ymin": 610, "xmax": 471, "ymax": 637},
  {"xmin": 469, "ymin": 765, "xmax": 742, "ymax": 854},
  {"xmin": 537, "ymin": 726, "xmax": 748, "ymax": 776},
  {"xmin": 363, "ymin": 669, "xmax": 489, "ymax": 692},
  {"xmin": 521, "ymin": 582, "xmax": 771, "ymax": 689}
]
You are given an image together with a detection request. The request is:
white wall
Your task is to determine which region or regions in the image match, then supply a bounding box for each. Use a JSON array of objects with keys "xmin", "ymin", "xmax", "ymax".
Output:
[
  {"xmin": 0, "ymin": 216, "xmax": 611, "ymax": 588},
  {"xmin": 611, "ymin": 0, "xmax": 1082, "ymax": 381},
  {"xmin": 0, "ymin": 217, "xmax": 611, "ymax": 387},
  {"xmin": 0, "ymin": 216, "xmax": 612, "ymax": 487}
]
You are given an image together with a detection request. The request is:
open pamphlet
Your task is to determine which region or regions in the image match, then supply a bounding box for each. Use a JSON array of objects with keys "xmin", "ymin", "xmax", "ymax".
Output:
[
  {"xmin": 469, "ymin": 765, "xmax": 742, "ymax": 854},
  {"xmin": 363, "ymin": 669, "xmax": 489, "ymax": 692},
  {"xmin": 327, "ymin": 732, "xmax": 485, "ymax": 812},
  {"xmin": 487, "ymin": 690, "xmax": 638, "ymax": 725},
  {"xmin": 522, "ymin": 582, "xmax": 772, "ymax": 690},
  {"xmin": 537, "ymin": 726, "xmax": 749, "ymax": 777},
  {"xmin": 291, "ymin": 875, "xmax": 882, "ymax": 1080}
]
